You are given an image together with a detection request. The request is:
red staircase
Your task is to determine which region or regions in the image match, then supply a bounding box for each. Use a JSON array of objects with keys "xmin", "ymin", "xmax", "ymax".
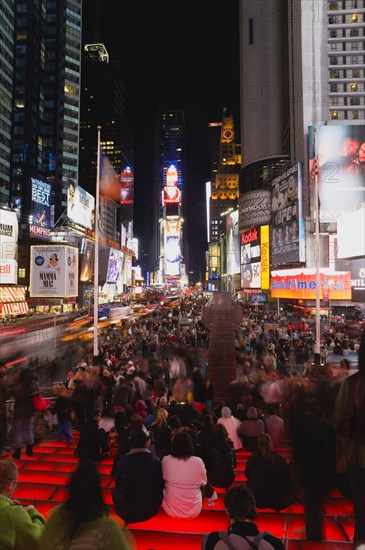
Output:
[{"xmin": 10, "ymin": 436, "xmax": 354, "ymax": 549}]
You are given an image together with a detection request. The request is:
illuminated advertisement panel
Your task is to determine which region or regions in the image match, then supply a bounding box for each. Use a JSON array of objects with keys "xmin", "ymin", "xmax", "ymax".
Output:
[
  {"xmin": 30, "ymin": 245, "xmax": 78, "ymax": 298},
  {"xmin": 80, "ymin": 240, "xmax": 94, "ymax": 283},
  {"xmin": 107, "ymin": 249, "xmax": 123, "ymax": 283},
  {"xmin": 351, "ymin": 258, "xmax": 365, "ymax": 302},
  {"xmin": 271, "ymin": 163, "xmax": 305, "ymax": 265},
  {"xmin": 162, "ymin": 164, "xmax": 181, "ymax": 205},
  {"xmin": 239, "ymin": 189, "xmax": 271, "ymax": 230},
  {"xmin": 0, "ymin": 209, "xmax": 18, "ymax": 285},
  {"xmin": 240, "ymin": 227, "xmax": 260, "ymax": 289},
  {"xmin": 240, "ymin": 225, "xmax": 270, "ymax": 290},
  {"xmin": 163, "ymin": 186, "xmax": 181, "ymax": 205},
  {"xmin": 271, "ymin": 268, "xmax": 351, "ymax": 300},
  {"xmin": 120, "ymin": 166, "xmax": 134, "ymax": 205},
  {"xmin": 166, "ymin": 217, "xmax": 181, "ymax": 237},
  {"xmin": 30, "ymin": 178, "xmax": 52, "ymax": 238},
  {"xmin": 337, "ymin": 209, "xmax": 365, "ymax": 259},
  {"xmin": 226, "ymin": 210, "xmax": 240, "ymax": 275},
  {"xmin": 67, "ymin": 179, "xmax": 95, "ymax": 229},
  {"xmin": 260, "ymin": 225, "xmax": 270, "ymax": 290},
  {"xmin": 165, "ymin": 236, "xmax": 180, "ymax": 276},
  {"xmin": 308, "ymin": 125, "xmax": 365, "ymax": 225}
]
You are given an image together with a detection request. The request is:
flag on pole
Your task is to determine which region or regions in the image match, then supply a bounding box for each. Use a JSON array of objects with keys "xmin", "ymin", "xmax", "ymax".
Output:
[{"xmin": 99, "ymin": 151, "xmax": 121, "ymax": 202}]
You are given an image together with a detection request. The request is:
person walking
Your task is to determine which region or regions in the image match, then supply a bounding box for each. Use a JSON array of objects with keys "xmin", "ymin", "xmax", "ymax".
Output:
[{"xmin": 10, "ymin": 368, "xmax": 37, "ymax": 459}]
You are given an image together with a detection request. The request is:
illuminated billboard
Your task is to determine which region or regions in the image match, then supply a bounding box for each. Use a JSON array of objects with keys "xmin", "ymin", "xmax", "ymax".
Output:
[
  {"xmin": 351, "ymin": 258, "xmax": 365, "ymax": 302},
  {"xmin": 166, "ymin": 217, "xmax": 181, "ymax": 237},
  {"xmin": 239, "ymin": 189, "xmax": 271, "ymax": 230},
  {"xmin": 165, "ymin": 236, "xmax": 180, "ymax": 277},
  {"xmin": 0, "ymin": 209, "xmax": 18, "ymax": 284},
  {"xmin": 120, "ymin": 166, "xmax": 134, "ymax": 205},
  {"xmin": 226, "ymin": 210, "xmax": 240, "ymax": 275},
  {"xmin": 30, "ymin": 245, "xmax": 78, "ymax": 298},
  {"xmin": 162, "ymin": 164, "xmax": 181, "ymax": 205},
  {"xmin": 30, "ymin": 178, "xmax": 52, "ymax": 238},
  {"xmin": 240, "ymin": 226, "xmax": 270, "ymax": 290},
  {"xmin": 271, "ymin": 268, "xmax": 351, "ymax": 300},
  {"xmin": 107, "ymin": 248, "xmax": 123, "ymax": 283},
  {"xmin": 67, "ymin": 179, "xmax": 95, "ymax": 230},
  {"xmin": 308, "ymin": 125, "xmax": 365, "ymax": 225},
  {"xmin": 80, "ymin": 240, "xmax": 94, "ymax": 283},
  {"xmin": 337, "ymin": 209, "xmax": 365, "ymax": 259},
  {"xmin": 271, "ymin": 163, "xmax": 305, "ymax": 266}
]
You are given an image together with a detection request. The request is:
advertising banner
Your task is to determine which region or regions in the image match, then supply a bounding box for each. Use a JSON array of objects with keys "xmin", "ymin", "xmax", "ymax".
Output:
[
  {"xmin": 239, "ymin": 190, "xmax": 271, "ymax": 230},
  {"xmin": 271, "ymin": 268, "xmax": 351, "ymax": 300},
  {"xmin": 67, "ymin": 179, "xmax": 95, "ymax": 229},
  {"xmin": 271, "ymin": 163, "xmax": 305, "ymax": 265},
  {"xmin": 240, "ymin": 226, "xmax": 269, "ymax": 289},
  {"xmin": 308, "ymin": 125, "xmax": 365, "ymax": 225},
  {"xmin": 107, "ymin": 249, "xmax": 123, "ymax": 283},
  {"xmin": 351, "ymin": 258, "xmax": 365, "ymax": 302},
  {"xmin": 226, "ymin": 210, "xmax": 240, "ymax": 275},
  {"xmin": 162, "ymin": 164, "xmax": 181, "ymax": 205},
  {"xmin": 80, "ymin": 240, "xmax": 94, "ymax": 283},
  {"xmin": 0, "ymin": 209, "xmax": 18, "ymax": 285},
  {"xmin": 260, "ymin": 225, "xmax": 270, "ymax": 290},
  {"xmin": 120, "ymin": 166, "xmax": 134, "ymax": 205},
  {"xmin": 166, "ymin": 217, "xmax": 181, "ymax": 237},
  {"xmin": 337, "ymin": 209, "xmax": 365, "ymax": 259},
  {"xmin": 30, "ymin": 245, "xmax": 78, "ymax": 298},
  {"xmin": 165, "ymin": 235, "xmax": 180, "ymax": 276},
  {"xmin": 30, "ymin": 178, "xmax": 52, "ymax": 238}
]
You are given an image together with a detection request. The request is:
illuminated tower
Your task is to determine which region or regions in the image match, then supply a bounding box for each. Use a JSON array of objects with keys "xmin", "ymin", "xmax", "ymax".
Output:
[
  {"xmin": 151, "ymin": 109, "xmax": 186, "ymax": 286},
  {"xmin": 207, "ymin": 108, "xmax": 241, "ymax": 290}
]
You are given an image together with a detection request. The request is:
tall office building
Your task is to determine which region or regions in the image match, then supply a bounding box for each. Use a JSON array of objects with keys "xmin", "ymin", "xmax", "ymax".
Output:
[
  {"xmin": 0, "ymin": 0, "xmax": 14, "ymax": 206},
  {"xmin": 151, "ymin": 109, "xmax": 186, "ymax": 285},
  {"xmin": 327, "ymin": 0, "xmax": 365, "ymax": 122},
  {"xmin": 206, "ymin": 108, "xmax": 241, "ymax": 291},
  {"xmin": 10, "ymin": 0, "xmax": 82, "ymax": 231}
]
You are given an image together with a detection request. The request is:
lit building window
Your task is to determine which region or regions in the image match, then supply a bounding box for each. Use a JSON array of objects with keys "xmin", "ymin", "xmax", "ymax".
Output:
[{"xmin": 331, "ymin": 110, "xmax": 339, "ymax": 119}]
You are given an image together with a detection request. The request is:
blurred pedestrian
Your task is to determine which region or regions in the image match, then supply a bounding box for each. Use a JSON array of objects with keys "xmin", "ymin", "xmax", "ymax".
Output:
[
  {"xmin": 10, "ymin": 368, "xmax": 37, "ymax": 459},
  {"xmin": 334, "ymin": 330, "xmax": 365, "ymax": 550}
]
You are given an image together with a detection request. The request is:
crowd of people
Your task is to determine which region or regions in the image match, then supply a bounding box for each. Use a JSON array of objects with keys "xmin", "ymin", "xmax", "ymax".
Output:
[{"xmin": 0, "ymin": 296, "xmax": 364, "ymax": 549}]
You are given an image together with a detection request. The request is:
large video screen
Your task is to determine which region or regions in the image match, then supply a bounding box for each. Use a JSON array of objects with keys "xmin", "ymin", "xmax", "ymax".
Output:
[
  {"xmin": 165, "ymin": 235, "xmax": 180, "ymax": 276},
  {"xmin": 308, "ymin": 125, "xmax": 365, "ymax": 225},
  {"xmin": 271, "ymin": 163, "xmax": 305, "ymax": 266},
  {"xmin": 107, "ymin": 248, "xmax": 123, "ymax": 283}
]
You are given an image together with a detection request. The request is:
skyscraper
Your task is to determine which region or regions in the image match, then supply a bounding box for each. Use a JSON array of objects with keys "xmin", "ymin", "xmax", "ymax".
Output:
[
  {"xmin": 0, "ymin": 0, "xmax": 14, "ymax": 206},
  {"xmin": 207, "ymin": 107, "xmax": 241, "ymax": 291},
  {"xmin": 327, "ymin": 0, "xmax": 365, "ymax": 122},
  {"xmin": 10, "ymin": 0, "xmax": 82, "ymax": 231},
  {"xmin": 151, "ymin": 109, "xmax": 186, "ymax": 285}
]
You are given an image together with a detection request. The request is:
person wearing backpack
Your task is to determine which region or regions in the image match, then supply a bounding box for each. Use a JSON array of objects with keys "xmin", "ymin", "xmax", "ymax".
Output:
[{"xmin": 201, "ymin": 485, "xmax": 285, "ymax": 550}]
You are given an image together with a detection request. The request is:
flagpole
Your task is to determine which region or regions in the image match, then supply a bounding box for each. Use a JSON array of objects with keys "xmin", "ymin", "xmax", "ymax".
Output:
[
  {"xmin": 93, "ymin": 126, "xmax": 101, "ymax": 359},
  {"xmin": 313, "ymin": 127, "xmax": 321, "ymax": 359}
]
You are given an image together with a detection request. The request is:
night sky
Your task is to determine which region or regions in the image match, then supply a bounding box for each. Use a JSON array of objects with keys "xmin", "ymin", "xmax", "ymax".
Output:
[{"xmin": 93, "ymin": 0, "xmax": 240, "ymax": 280}]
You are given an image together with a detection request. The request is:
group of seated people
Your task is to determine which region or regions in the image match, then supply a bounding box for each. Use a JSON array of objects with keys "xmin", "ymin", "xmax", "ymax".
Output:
[
  {"xmin": 73, "ymin": 398, "xmax": 292, "ymax": 527},
  {"xmin": 0, "ymin": 456, "xmax": 285, "ymax": 549}
]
